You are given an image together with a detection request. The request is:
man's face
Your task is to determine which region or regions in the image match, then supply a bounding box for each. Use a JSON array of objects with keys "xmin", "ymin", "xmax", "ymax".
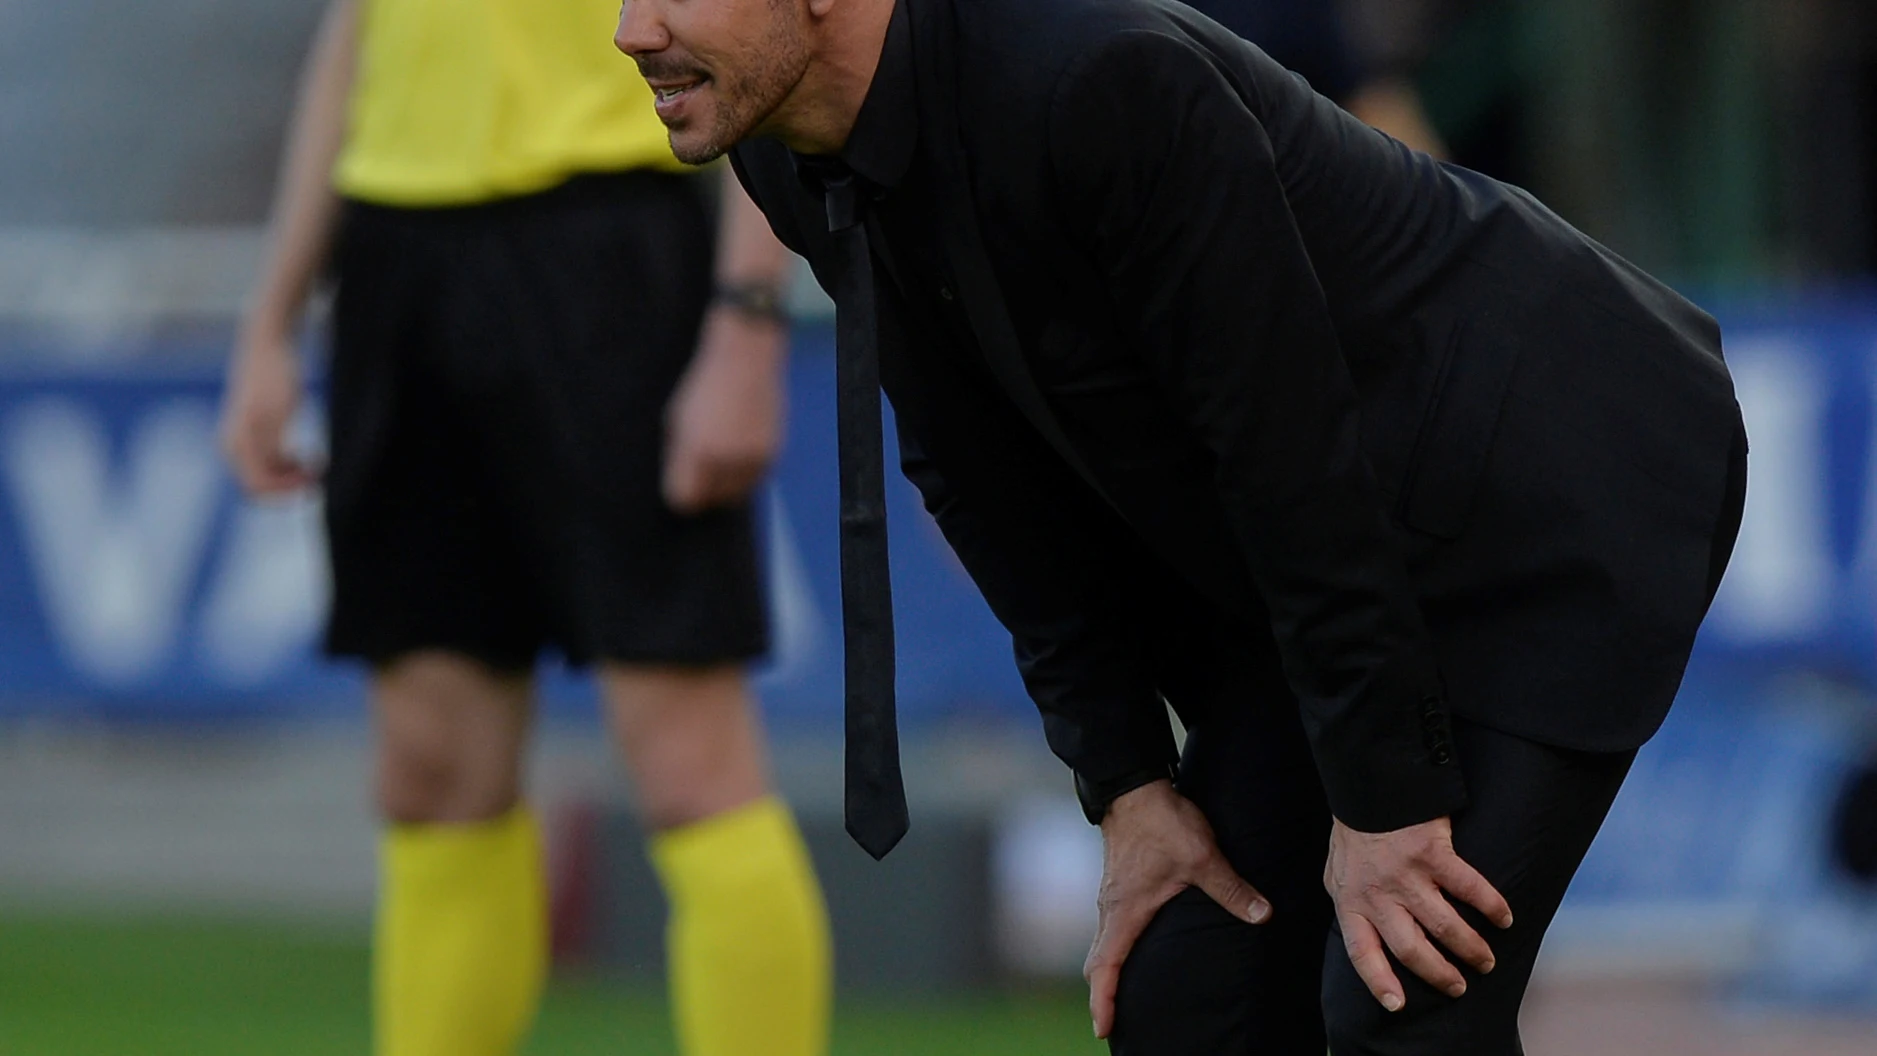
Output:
[{"xmin": 617, "ymin": 0, "xmax": 812, "ymax": 164}]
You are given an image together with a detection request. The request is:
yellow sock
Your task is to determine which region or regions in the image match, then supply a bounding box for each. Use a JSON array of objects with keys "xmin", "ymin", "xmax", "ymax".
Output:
[
  {"xmin": 375, "ymin": 807, "xmax": 548, "ymax": 1056},
  {"xmin": 650, "ymin": 796, "xmax": 833, "ymax": 1056}
]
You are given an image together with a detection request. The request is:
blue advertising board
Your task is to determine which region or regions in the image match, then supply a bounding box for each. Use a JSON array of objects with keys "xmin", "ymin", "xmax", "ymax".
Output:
[
  {"xmin": 7, "ymin": 302, "xmax": 1877, "ymax": 993},
  {"xmin": 1696, "ymin": 294, "xmax": 1877, "ymax": 678},
  {"xmin": 0, "ymin": 326, "xmax": 1026, "ymax": 728},
  {"xmin": 1, "ymin": 297, "xmax": 1876, "ymax": 728}
]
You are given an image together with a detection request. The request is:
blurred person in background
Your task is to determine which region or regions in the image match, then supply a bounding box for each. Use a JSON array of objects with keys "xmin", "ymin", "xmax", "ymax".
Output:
[
  {"xmin": 217, "ymin": 2, "xmax": 830, "ymax": 1055},
  {"xmin": 1184, "ymin": 0, "xmax": 1447, "ymax": 157},
  {"xmin": 1341, "ymin": 0, "xmax": 1877, "ymax": 284}
]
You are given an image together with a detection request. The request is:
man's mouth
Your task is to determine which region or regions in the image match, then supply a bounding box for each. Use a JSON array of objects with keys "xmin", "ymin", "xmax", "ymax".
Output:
[{"xmin": 647, "ymin": 76, "xmax": 708, "ymax": 117}]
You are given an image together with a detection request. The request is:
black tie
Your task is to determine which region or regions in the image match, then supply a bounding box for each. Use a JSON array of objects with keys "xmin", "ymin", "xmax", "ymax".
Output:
[{"xmin": 820, "ymin": 166, "xmax": 909, "ymax": 860}]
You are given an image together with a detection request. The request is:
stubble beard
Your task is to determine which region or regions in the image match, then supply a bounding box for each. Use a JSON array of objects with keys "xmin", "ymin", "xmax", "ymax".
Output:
[
  {"xmin": 670, "ymin": 123, "xmax": 729, "ymax": 166},
  {"xmin": 668, "ymin": 31, "xmax": 809, "ymax": 164}
]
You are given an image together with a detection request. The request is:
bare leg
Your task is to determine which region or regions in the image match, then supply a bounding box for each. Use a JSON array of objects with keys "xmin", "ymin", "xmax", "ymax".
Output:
[
  {"xmin": 370, "ymin": 651, "xmax": 545, "ymax": 1056},
  {"xmin": 602, "ymin": 663, "xmax": 830, "ymax": 1056},
  {"xmin": 373, "ymin": 651, "xmax": 533, "ymax": 824},
  {"xmin": 600, "ymin": 663, "xmax": 768, "ymax": 830}
]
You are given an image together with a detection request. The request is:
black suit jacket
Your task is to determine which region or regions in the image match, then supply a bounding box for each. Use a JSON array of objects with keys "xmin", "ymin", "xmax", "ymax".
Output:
[{"xmin": 732, "ymin": 0, "xmax": 1742, "ymax": 831}]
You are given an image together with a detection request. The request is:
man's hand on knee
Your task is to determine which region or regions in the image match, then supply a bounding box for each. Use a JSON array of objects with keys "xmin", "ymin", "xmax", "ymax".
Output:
[
  {"xmin": 1324, "ymin": 816, "xmax": 1513, "ymax": 1012},
  {"xmin": 1084, "ymin": 780, "xmax": 1271, "ymax": 1040}
]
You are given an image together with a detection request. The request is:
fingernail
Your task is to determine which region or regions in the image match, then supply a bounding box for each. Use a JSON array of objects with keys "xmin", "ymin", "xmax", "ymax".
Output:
[
  {"xmin": 1482, "ymin": 959, "xmax": 1496, "ymax": 975},
  {"xmin": 1248, "ymin": 900, "xmax": 1272, "ymax": 924},
  {"xmin": 1383, "ymin": 994, "xmax": 1404, "ymax": 1012},
  {"xmin": 1500, "ymin": 914, "xmax": 1515, "ymax": 929},
  {"xmin": 1447, "ymin": 982, "xmax": 1467, "ymax": 999},
  {"xmin": 1092, "ymin": 1021, "xmax": 1101, "ymax": 1038}
]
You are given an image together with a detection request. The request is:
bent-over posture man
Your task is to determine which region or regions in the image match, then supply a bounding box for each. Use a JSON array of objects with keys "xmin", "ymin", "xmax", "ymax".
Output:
[
  {"xmin": 220, "ymin": 2, "xmax": 830, "ymax": 1054},
  {"xmin": 616, "ymin": 0, "xmax": 1746, "ymax": 1051}
]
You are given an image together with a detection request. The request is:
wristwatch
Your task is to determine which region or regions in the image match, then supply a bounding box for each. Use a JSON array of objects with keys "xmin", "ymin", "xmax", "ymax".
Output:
[
  {"xmin": 1075, "ymin": 763, "xmax": 1178, "ymax": 826},
  {"xmin": 711, "ymin": 280, "xmax": 791, "ymax": 327}
]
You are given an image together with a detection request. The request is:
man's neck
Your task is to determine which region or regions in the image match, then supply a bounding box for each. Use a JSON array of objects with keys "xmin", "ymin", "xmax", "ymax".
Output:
[{"xmin": 770, "ymin": 0, "xmax": 897, "ymax": 156}]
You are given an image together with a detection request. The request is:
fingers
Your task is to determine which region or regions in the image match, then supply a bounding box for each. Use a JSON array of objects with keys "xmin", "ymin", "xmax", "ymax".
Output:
[
  {"xmin": 223, "ymin": 424, "xmax": 315, "ymax": 496},
  {"xmin": 1087, "ymin": 786, "xmax": 1269, "ymax": 1039},
  {"xmin": 1089, "ymin": 861, "xmax": 1272, "ymax": 1038},
  {"xmin": 1084, "ymin": 891, "xmax": 1163, "ymax": 1039},
  {"xmin": 661, "ymin": 444, "xmax": 708, "ymax": 513},
  {"xmin": 1408, "ymin": 891, "xmax": 1495, "ymax": 975},
  {"xmin": 703, "ymin": 456, "xmax": 767, "ymax": 505},
  {"xmin": 1339, "ymin": 910, "xmax": 1405, "ymax": 1013},
  {"xmin": 1324, "ymin": 817, "xmax": 1517, "ymax": 1013},
  {"xmin": 250, "ymin": 457, "xmax": 317, "ymax": 495},
  {"xmin": 662, "ymin": 445, "xmax": 767, "ymax": 513},
  {"xmin": 1086, "ymin": 959, "xmax": 1119, "ymax": 1039},
  {"xmin": 238, "ymin": 462, "xmax": 315, "ymax": 495},
  {"xmin": 1372, "ymin": 901, "xmax": 1467, "ymax": 999},
  {"xmin": 1434, "ymin": 853, "xmax": 1514, "ymax": 930},
  {"xmin": 1193, "ymin": 855, "xmax": 1273, "ymax": 925}
]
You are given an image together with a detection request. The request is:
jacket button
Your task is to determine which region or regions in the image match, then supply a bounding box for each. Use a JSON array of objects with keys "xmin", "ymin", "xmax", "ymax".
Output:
[
  {"xmin": 1422, "ymin": 711, "xmax": 1444, "ymax": 731},
  {"xmin": 1432, "ymin": 746, "xmax": 1453, "ymax": 765},
  {"xmin": 939, "ymin": 286, "xmax": 956, "ymax": 301}
]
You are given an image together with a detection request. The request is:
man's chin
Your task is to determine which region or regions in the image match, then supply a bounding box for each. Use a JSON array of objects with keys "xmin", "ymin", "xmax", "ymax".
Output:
[{"xmin": 667, "ymin": 128, "xmax": 728, "ymax": 166}]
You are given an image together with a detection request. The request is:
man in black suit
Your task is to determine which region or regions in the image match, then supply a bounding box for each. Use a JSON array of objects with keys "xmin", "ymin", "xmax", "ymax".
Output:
[{"xmin": 617, "ymin": 0, "xmax": 1746, "ymax": 1051}]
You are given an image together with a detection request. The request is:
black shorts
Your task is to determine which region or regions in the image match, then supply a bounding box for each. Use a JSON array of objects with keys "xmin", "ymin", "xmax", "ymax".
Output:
[{"xmin": 323, "ymin": 171, "xmax": 769, "ymax": 671}]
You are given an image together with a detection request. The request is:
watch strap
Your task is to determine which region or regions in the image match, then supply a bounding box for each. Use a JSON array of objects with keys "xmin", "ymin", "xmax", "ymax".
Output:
[{"xmin": 712, "ymin": 280, "xmax": 791, "ymax": 325}]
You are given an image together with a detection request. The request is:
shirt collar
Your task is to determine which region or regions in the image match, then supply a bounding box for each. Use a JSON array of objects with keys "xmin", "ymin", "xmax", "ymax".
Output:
[{"xmin": 838, "ymin": 0, "xmax": 917, "ymax": 190}]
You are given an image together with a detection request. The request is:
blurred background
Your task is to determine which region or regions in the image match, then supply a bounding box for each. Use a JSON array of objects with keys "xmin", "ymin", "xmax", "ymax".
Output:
[{"xmin": 3, "ymin": 0, "xmax": 1877, "ymax": 1053}]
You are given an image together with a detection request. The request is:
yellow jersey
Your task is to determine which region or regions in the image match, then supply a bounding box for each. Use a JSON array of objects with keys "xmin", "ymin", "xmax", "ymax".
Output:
[{"xmin": 334, "ymin": 0, "xmax": 684, "ymax": 207}]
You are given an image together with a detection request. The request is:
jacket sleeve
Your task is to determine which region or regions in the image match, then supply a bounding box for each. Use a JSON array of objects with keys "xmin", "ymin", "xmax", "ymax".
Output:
[
  {"xmin": 1045, "ymin": 30, "xmax": 1466, "ymax": 832},
  {"xmin": 886, "ymin": 317, "xmax": 1181, "ymax": 793}
]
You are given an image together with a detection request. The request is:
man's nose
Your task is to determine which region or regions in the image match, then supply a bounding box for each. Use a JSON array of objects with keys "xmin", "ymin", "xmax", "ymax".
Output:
[{"xmin": 615, "ymin": 0, "xmax": 671, "ymax": 57}]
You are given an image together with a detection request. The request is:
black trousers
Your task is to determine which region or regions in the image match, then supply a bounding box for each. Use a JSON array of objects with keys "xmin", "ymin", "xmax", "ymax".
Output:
[
  {"xmin": 1105, "ymin": 419, "xmax": 1747, "ymax": 1055},
  {"xmin": 1108, "ymin": 684, "xmax": 1634, "ymax": 1056}
]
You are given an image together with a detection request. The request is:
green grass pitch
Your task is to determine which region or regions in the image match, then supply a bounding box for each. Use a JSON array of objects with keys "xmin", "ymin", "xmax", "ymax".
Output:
[{"xmin": 0, "ymin": 914, "xmax": 1103, "ymax": 1055}]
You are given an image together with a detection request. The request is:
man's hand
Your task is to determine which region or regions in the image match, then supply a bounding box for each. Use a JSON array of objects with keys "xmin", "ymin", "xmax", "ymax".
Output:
[
  {"xmin": 662, "ymin": 307, "xmax": 787, "ymax": 513},
  {"xmin": 1085, "ymin": 779, "xmax": 1270, "ymax": 1039},
  {"xmin": 1325, "ymin": 816, "xmax": 1512, "ymax": 1012},
  {"xmin": 220, "ymin": 324, "xmax": 318, "ymax": 496}
]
